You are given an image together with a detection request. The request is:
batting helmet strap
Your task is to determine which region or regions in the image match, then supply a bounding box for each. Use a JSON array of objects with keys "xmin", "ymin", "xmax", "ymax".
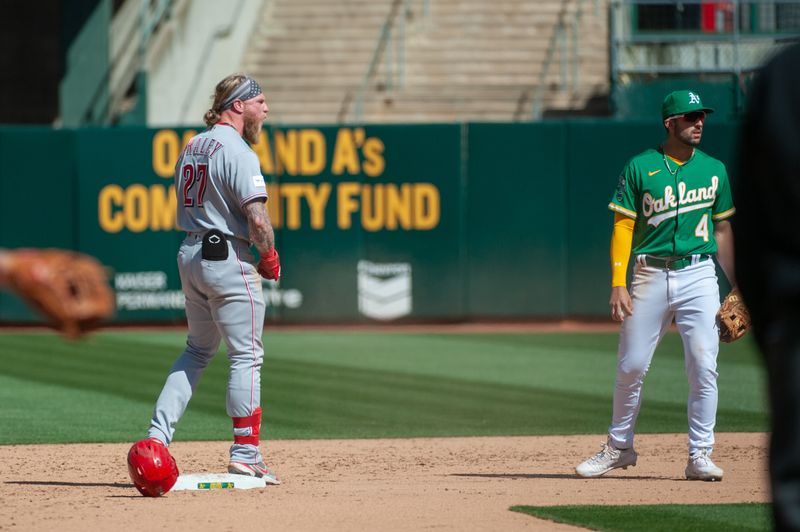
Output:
[{"xmin": 127, "ymin": 438, "xmax": 179, "ymax": 497}]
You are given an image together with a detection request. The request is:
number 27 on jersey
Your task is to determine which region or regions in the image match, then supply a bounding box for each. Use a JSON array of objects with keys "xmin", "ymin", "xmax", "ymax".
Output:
[{"xmin": 181, "ymin": 163, "xmax": 207, "ymax": 207}]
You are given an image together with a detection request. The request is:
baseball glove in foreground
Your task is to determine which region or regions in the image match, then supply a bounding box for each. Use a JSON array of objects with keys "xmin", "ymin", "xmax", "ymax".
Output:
[
  {"xmin": 717, "ymin": 287, "xmax": 751, "ymax": 343},
  {"xmin": 6, "ymin": 249, "xmax": 115, "ymax": 338}
]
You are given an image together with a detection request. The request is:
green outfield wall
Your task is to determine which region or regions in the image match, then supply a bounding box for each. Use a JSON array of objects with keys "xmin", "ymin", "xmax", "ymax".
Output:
[{"xmin": 0, "ymin": 121, "xmax": 739, "ymax": 324}]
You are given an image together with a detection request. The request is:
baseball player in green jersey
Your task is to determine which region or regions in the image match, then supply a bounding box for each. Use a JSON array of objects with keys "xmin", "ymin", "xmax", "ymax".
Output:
[{"xmin": 576, "ymin": 90, "xmax": 737, "ymax": 481}]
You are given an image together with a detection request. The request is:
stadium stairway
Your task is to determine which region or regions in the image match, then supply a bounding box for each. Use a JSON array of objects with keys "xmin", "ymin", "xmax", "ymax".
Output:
[
  {"xmin": 242, "ymin": 0, "xmax": 609, "ymax": 124},
  {"xmin": 242, "ymin": 0, "xmax": 394, "ymax": 125}
]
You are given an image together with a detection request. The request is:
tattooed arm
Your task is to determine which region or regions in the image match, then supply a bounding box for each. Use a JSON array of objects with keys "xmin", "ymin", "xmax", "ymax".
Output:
[{"xmin": 244, "ymin": 200, "xmax": 275, "ymax": 255}]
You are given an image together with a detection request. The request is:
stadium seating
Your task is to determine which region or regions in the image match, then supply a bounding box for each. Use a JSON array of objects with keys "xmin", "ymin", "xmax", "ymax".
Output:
[
  {"xmin": 243, "ymin": 0, "xmax": 395, "ymax": 124},
  {"xmin": 242, "ymin": 0, "xmax": 610, "ymax": 124}
]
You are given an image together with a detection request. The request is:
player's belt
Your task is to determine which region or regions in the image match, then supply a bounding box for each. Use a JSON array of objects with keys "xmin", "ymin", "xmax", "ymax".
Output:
[
  {"xmin": 638, "ymin": 254, "xmax": 712, "ymax": 271},
  {"xmin": 186, "ymin": 231, "xmax": 250, "ymax": 246}
]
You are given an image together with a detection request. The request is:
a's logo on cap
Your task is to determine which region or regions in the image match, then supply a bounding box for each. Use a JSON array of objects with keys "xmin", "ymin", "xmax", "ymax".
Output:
[{"xmin": 688, "ymin": 92, "xmax": 701, "ymax": 104}]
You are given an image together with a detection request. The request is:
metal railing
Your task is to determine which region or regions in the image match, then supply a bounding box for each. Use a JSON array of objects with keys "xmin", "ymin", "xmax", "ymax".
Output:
[
  {"xmin": 531, "ymin": 0, "xmax": 600, "ymax": 120},
  {"xmin": 343, "ymin": 0, "xmax": 405, "ymax": 122},
  {"xmin": 179, "ymin": 0, "xmax": 249, "ymax": 122},
  {"xmin": 344, "ymin": 0, "xmax": 430, "ymax": 122},
  {"xmin": 610, "ymin": 0, "xmax": 800, "ymax": 79},
  {"xmin": 105, "ymin": 0, "xmax": 175, "ymax": 123},
  {"xmin": 108, "ymin": 0, "xmax": 142, "ymax": 119},
  {"xmin": 138, "ymin": 0, "xmax": 174, "ymax": 56},
  {"xmin": 607, "ymin": 0, "xmax": 800, "ymax": 117}
]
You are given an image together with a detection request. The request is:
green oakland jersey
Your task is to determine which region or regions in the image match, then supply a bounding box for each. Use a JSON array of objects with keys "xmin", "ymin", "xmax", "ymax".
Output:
[{"xmin": 609, "ymin": 147, "xmax": 735, "ymax": 257}]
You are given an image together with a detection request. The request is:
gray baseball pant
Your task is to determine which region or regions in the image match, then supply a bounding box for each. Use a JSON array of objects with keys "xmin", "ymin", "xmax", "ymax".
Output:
[{"xmin": 148, "ymin": 233, "xmax": 266, "ymax": 464}]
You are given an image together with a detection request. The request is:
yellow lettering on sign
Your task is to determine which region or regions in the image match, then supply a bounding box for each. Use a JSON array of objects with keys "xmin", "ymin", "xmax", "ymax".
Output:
[
  {"xmin": 362, "ymin": 137, "xmax": 385, "ymax": 177},
  {"xmin": 281, "ymin": 183, "xmax": 304, "ymax": 230},
  {"xmin": 253, "ymin": 132, "xmax": 275, "ymax": 174},
  {"xmin": 386, "ymin": 183, "xmax": 412, "ymax": 230},
  {"xmin": 353, "ymin": 127, "xmax": 366, "ymax": 146},
  {"xmin": 299, "ymin": 129, "xmax": 326, "ymax": 176},
  {"xmin": 125, "ymin": 184, "xmax": 150, "ymax": 233},
  {"xmin": 266, "ymin": 183, "xmax": 281, "ymax": 228},
  {"xmin": 207, "ymin": 181, "xmax": 439, "ymax": 232},
  {"xmin": 332, "ymin": 129, "xmax": 360, "ymax": 175},
  {"xmin": 373, "ymin": 183, "xmax": 442, "ymax": 231},
  {"xmin": 98, "ymin": 185, "xmax": 125, "ymax": 233},
  {"xmin": 414, "ymin": 183, "xmax": 440, "ymax": 230},
  {"xmin": 305, "ymin": 183, "xmax": 332, "ymax": 229},
  {"xmin": 361, "ymin": 184, "xmax": 385, "ymax": 232},
  {"xmin": 97, "ymin": 184, "xmax": 178, "ymax": 233},
  {"xmin": 275, "ymin": 130, "xmax": 298, "ymax": 175},
  {"xmin": 152, "ymin": 130, "xmax": 180, "ymax": 178},
  {"xmin": 150, "ymin": 185, "xmax": 176, "ymax": 231},
  {"xmin": 337, "ymin": 182, "xmax": 361, "ymax": 228}
]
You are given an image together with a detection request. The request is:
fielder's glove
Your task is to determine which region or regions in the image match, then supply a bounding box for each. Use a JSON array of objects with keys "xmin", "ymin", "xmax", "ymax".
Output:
[
  {"xmin": 5, "ymin": 249, "xmax": 115, "ymax": 338},
  {"xmin": 717, "ymin": 287, "xmax": 751, "ymax": 343}
]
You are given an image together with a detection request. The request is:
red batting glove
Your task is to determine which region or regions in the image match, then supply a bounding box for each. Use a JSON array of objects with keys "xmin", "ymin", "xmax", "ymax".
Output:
[{"xmin": 257, "ymin": 248, "xmax": 281, "ymax": 280}]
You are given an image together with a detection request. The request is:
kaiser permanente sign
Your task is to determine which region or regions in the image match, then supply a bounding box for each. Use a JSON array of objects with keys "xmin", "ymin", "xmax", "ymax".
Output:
[{"xmin": 96, "ymin": 126, "xmax": 441, "ymax": 234}]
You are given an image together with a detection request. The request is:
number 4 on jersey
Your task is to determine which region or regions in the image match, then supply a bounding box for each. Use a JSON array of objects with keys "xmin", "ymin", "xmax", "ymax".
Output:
[
  {"xmin": 695, "ymin": 214, "xmax": 709, "ymax": 242},
  {"xmin": 182, "ymin": 163, "xmax": 208, "ymax": 207}
]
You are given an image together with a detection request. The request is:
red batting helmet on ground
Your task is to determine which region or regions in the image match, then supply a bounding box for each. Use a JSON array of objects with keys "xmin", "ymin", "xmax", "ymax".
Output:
[{"xmin": 127, "ymin": 438, "xmax": 179, "ymax": 497}]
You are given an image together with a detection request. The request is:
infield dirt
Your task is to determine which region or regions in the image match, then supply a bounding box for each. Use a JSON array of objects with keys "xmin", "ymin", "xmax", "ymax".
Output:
[{"xmin": 0, "ymin": 432, "xmax": 768, "ymax": 531}]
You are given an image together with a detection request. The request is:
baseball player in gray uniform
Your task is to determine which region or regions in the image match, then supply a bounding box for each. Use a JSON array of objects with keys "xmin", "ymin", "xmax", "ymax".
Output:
[{"xmin": 132, "ymin": 74, "xmax": 281, "ymax": 484}]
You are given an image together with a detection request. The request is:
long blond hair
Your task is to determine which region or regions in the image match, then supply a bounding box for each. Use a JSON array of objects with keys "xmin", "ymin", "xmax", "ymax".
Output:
[{"xmin": 203, "ymin": 74, "xmax": 248, "ymax": 127}]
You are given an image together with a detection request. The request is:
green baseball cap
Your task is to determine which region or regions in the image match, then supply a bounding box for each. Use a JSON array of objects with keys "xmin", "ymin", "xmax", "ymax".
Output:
[{"xmin": 661, "ymin": 90, "xmax": 715, "ymax": 120}]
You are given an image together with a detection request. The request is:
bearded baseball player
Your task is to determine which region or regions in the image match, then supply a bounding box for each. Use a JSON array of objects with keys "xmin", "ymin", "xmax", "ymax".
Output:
[
  {"xmin": 127, "ymin": 74, "xmax": 281, "ymax": 492},
  {"xmin": 575, "ymin": 90, "xmax": 737, "ymax": 481}
]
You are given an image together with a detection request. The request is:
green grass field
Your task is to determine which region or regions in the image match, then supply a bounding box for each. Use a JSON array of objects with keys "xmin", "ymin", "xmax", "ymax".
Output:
[
  {"xmin": 0, "ymin": 329, "xmax": 768, "ymax": 445},
  {"xmin": 511, "ymin": 503, "xmax": 772, "ymax": 531}
]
